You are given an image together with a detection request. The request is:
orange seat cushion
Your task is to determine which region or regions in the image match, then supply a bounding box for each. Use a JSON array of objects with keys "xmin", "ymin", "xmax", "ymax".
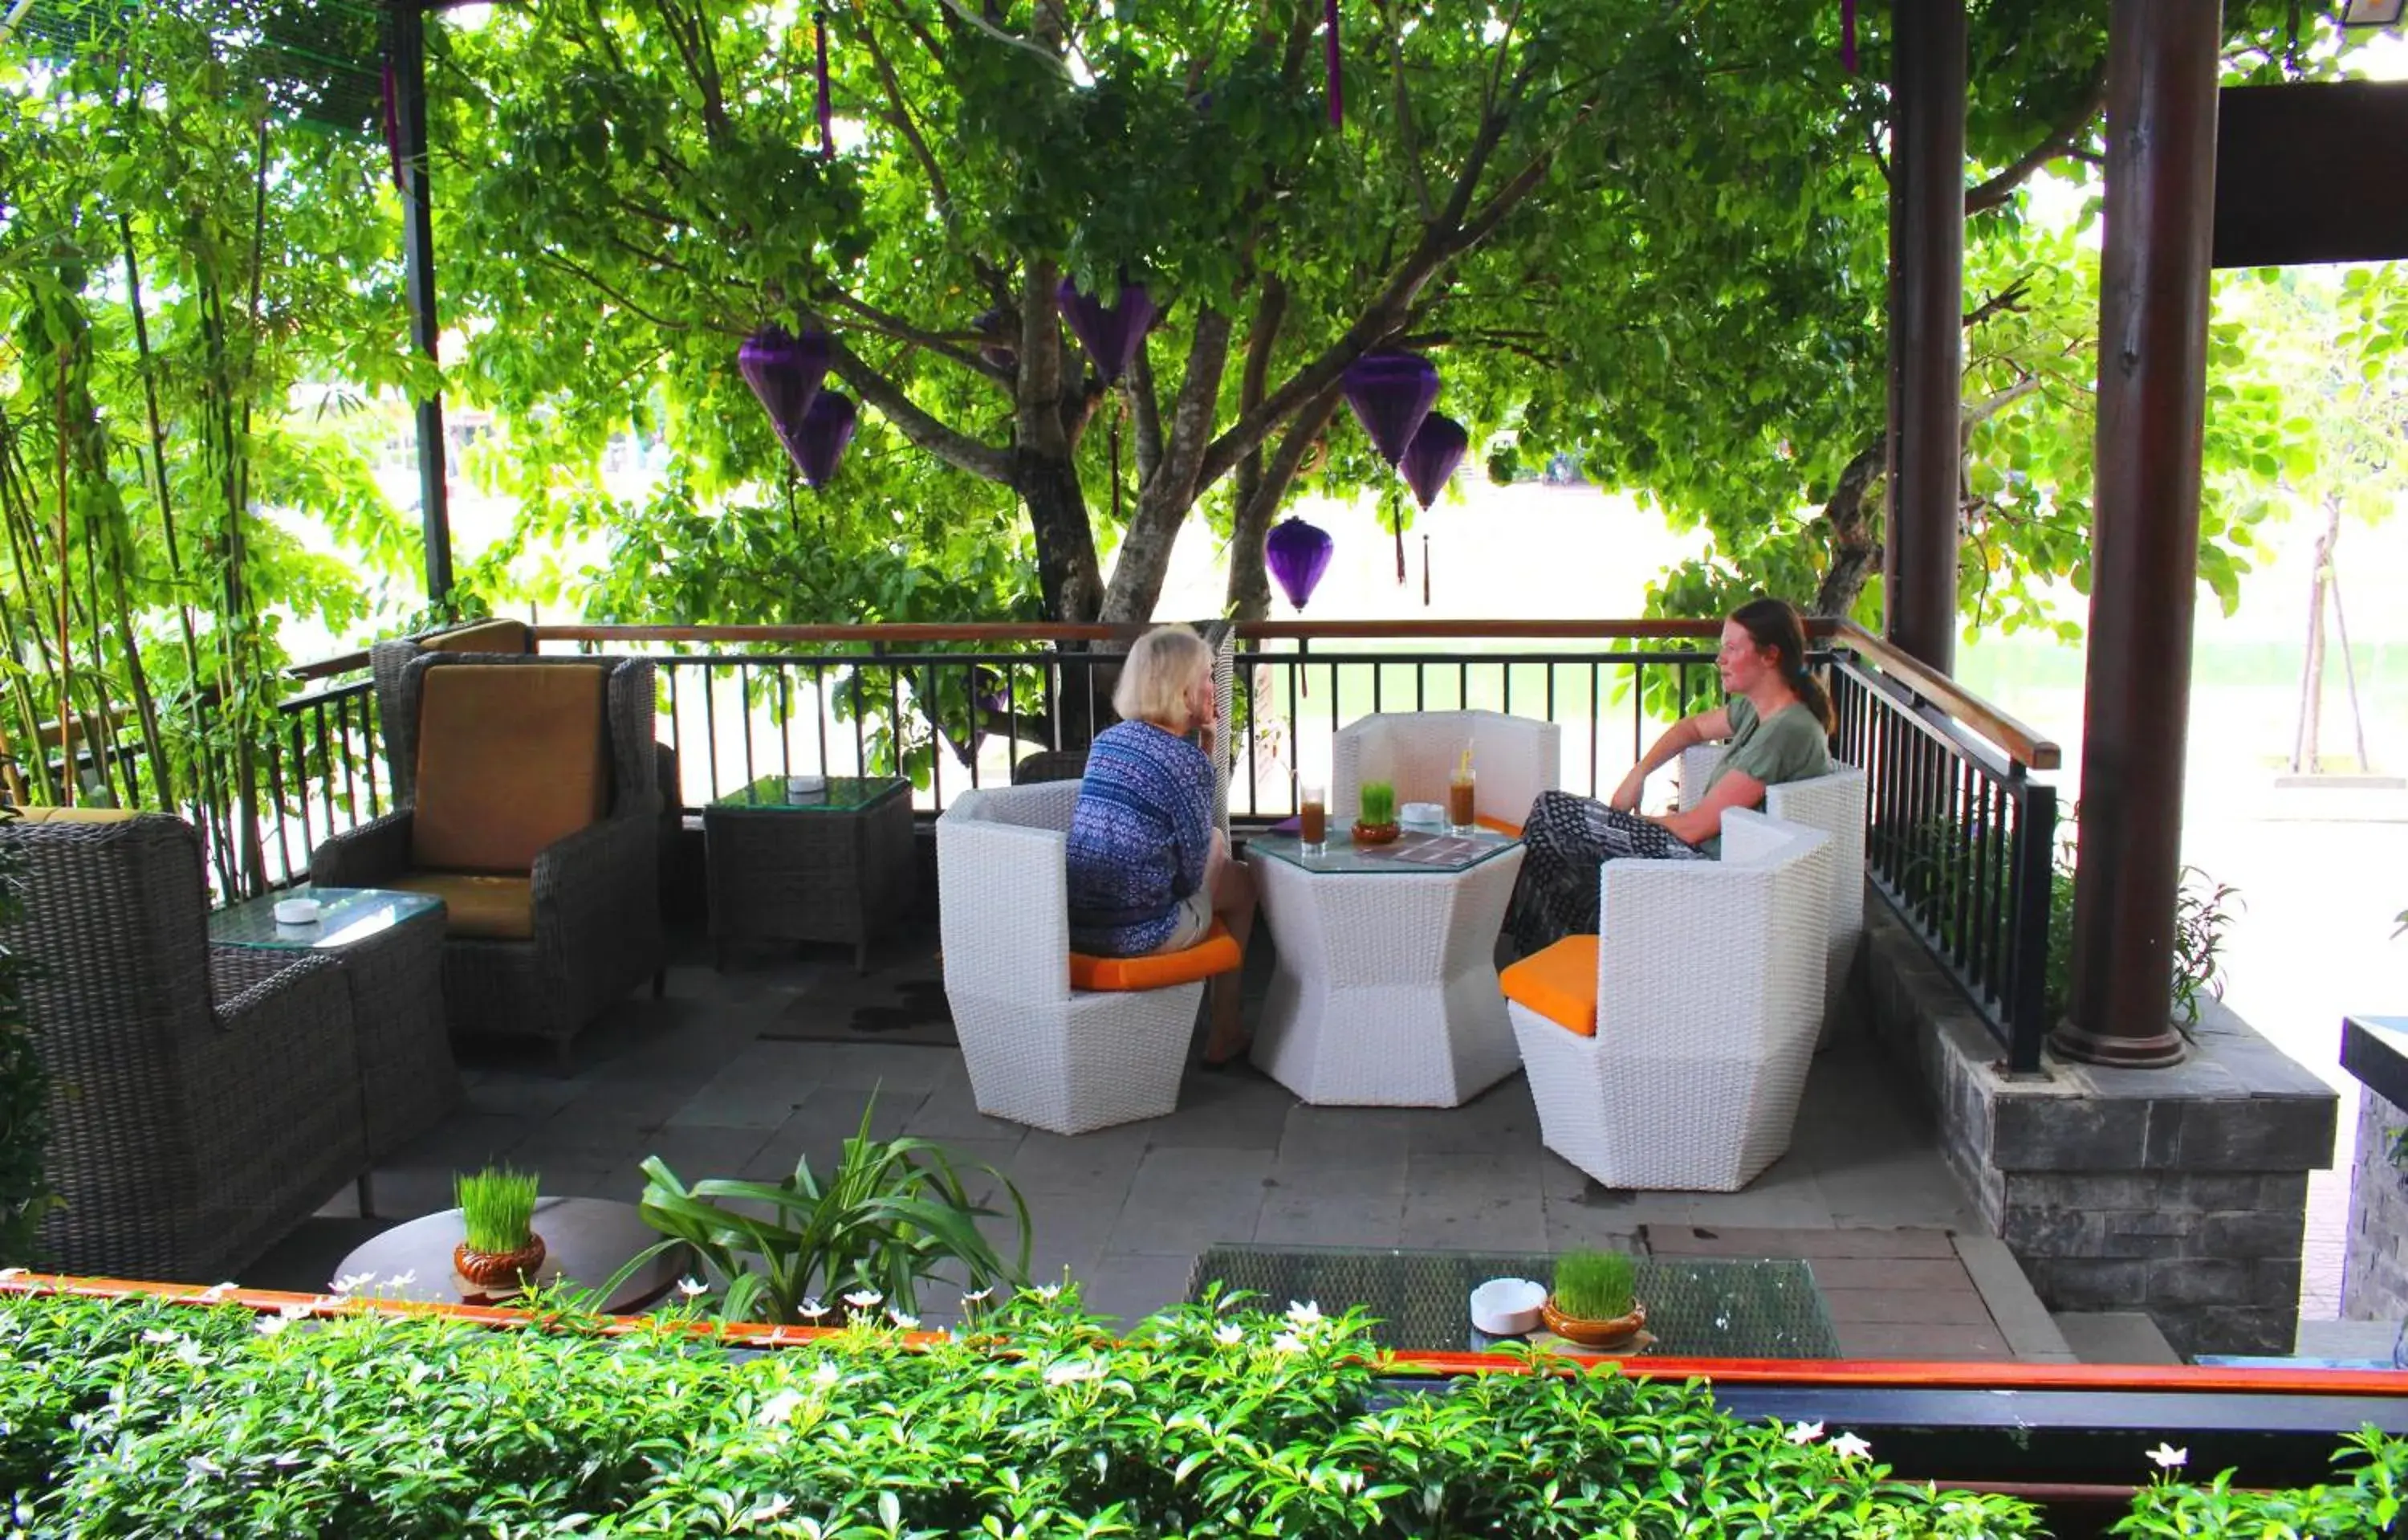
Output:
[
  {"xmin": 387, "ymin": 872, "xmax": 535, "ymax": 939},
  {"xmin": 1475, "ymin": 813, "xmax": 1523, "ymax": 837},
  {"xmin": 411, "ymin": 663, "xmax": 610, "ymax": 874},
  {"xmin": 1499, "ymin": 935, "xmax": 1599, "ymax": 1037},
  {"xmin": 1069, "ymin": 919, "xmax": 1243, "ymax": 992},
  {"xmin": 422, "ymin": 617, "xmax": 535, "ymax": 654}
]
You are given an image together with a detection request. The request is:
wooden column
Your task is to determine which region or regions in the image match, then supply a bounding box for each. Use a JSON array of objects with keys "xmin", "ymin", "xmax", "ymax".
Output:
[
  {"xmin": 393, "ymin": 1, "xmax": 454, "ymax": 605},
  {"xmin": 1883, "ymin": 0, "xmax": 1966, "ymax": 674},
  {"xmin": 2052, "ymin": 0, "xmax": 2221, "ymax": 1069}
]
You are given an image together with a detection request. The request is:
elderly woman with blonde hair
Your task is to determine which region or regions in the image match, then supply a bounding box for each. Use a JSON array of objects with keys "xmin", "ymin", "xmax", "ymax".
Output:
[{"xmin": 1064, "ymin": 625, "xmax": 1259, "ymax": 1066}]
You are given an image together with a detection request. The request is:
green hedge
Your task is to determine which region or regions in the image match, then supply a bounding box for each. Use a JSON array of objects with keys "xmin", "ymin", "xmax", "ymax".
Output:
[{"xmin": 0, "ymin": 1286, "xmax": 2399, "ymax": 1538}]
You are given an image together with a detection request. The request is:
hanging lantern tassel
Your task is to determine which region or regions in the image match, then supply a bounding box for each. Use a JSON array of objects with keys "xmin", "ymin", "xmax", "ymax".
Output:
[
  {"xmin": 1422, "ymin": 533, "xmax": 1431, "ymax": 608},
  {"xmin": 1841, "ymin": 0, "xmax": 1857, "ymax": 75},
  {"xmin": 1324, "ymin": 0, "xmax": 1341, "ymax": 127},
  {"xmin": 379, "ymin": 60, "xmax": 405, "ymax": 192},
  {"xmin": 816, "ymin": 10, "xmax": 834, "ymax": 159},
  {"xmin": 1389, "ymin": 483, "xmax": 1406, "ymax": 586}
]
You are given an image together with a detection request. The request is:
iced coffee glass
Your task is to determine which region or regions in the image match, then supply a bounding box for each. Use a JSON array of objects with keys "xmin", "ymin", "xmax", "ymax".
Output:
[
  {"xmin": 1298, "ymin": 783, "xmax": 1328, "ymax": 856},
  {"xmin": 1446, "ymin": 768, "xmax": 1477, "ymax": 837}
]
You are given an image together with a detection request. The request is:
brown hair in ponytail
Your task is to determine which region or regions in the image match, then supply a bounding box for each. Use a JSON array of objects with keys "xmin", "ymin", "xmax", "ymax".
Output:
[{"xmin": 1729, "ymin": 596, "xmax": 1832, "ymax": 731}]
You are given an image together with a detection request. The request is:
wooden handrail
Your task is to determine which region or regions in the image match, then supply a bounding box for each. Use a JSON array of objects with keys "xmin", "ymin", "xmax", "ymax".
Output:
[
  {"xmin": 1836, "ymin": 621, "xmax": 2061, "ymax": 772},
  {"xmin": 528, "ymin": 618, "xmax": 1824, "ymax": 646}
]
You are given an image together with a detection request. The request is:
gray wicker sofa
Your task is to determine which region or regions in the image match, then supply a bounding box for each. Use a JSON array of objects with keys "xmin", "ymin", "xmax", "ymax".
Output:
[
  {"xmin": 311, "ymin": 653, "xmax": 665, "ymax": 1065},
  {"xmin": 2, "ymin": 811, "xmax": 368, "ymax": 1281}
]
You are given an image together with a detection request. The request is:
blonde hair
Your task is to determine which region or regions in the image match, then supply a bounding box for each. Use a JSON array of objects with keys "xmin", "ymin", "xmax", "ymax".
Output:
[{"xmin": 1112, "ymin": 625, "xmax": 1212, "ymax": 727}]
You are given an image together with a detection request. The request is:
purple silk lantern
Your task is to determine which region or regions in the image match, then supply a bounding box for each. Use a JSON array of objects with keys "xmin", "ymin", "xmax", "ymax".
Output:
[
  {"xmin": 1056, "ymin": 279, "xmax": 1157, "ymax": 385},
  {"xmin": 1401, "ymin": 414, "xmax": 1468, "ymax": 510},
  {"xmin": 738, "ymin": 328, "xmax": 831, "ymax": 453},
  {"xmin": 1266, "ymin": 517, "xmax": 1335, "ymax": 613},
  {"xmin": 791, "ymin": 391, "xmax": 856, "ymax": 489},
  {"xmin": 1341, "ymin": 352, "xmax": 1440, "ymax": 468}
]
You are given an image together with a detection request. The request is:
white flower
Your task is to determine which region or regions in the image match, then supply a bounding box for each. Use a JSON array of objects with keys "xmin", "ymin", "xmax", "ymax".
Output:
[
  {"xmin": 887, "ymin": 1310, "xmax": 920, "ymax": 1330},
  {"xmin": 0, "ymin": 1268, "xmax": 27, "ymax": 1282},
  {"xmin": 841, "ymin": 1289, "xmax": 883, "ymax": 1310},
  {"xmin": 1784, "ymin": 1420, "xmax": 1825, "ymax": 1446},
  {"xmin": 1213, "ymin": 1322, "xmax": 1245, "ymax": 1346},
  {"xmin": 328, "ymin": 1271, "xmax": 380, "ymax": 1297},
  {"xmin": 140, "ymin": 1328, "xmax": 181, "ymax": 1346},
  {"xmin": 1044, "ymin": 1359, "xmax": 1103, "ymax": 1386},
  {"xmin": 1830, "ymin": 1432, "xmax": 1873, "ymax": 1461},
  {"xmin": 799, "ymin": 1298, "xmax": 829, "ymax": 1321},
  {"xmin": 195, "ymin": 1282, "xmax": 236, "ymax": 1303},
  {"xmin": 959, "ymin": 1286, "xmax": 994, "ymax": 1306},
  {"xmin": 185, "ymin": 1455, "xmax": 224, "ymax": 1479},
  {"xmin": 744, "ymin": 1495, "xmax": 795, "ymax": 1524},
  {"xmin": 173, "ymin": 1338, "xmax": 208, "ymax": 1367},
  {"xmin": 756, "ymin": 1389, "xmax": 807, "ymax": 1427},
  {"xmin": 1031, "ymin": 1282, "xmax": 1063, "ymax": 1302},
  {"xmin": 254, "ymin": 1315, "xmax": 291, "ymax": 1338},
  {"xmin": 676, "ymin": 1277, "xmax": 709, "ymax": 1301},
  {"xmin": 1286, "ymin": 1300, "xmax": 1324, "ymax": 1326},
  {"xmin": 385, "ymin": 1269, "xmax": 417, "ymax": 1289},
  {"xmin": 2147, "ymin": 1443, "xmax": 2188, "ymax": 1470},
  {"xmin": 810, "ymin": 1359, "xmax": 843, "ymax": 1388},
  {"xmin": 1270, "ymin": 1332, "xmax": 1306, "ymax": 1355}
]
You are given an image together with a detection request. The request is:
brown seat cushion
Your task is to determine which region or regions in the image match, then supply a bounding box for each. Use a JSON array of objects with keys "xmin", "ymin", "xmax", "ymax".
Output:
[
  {"xmin": 421, "ymin": 617, "xmax": 534, "ymax": 654},
  {"xmin": 411, "ymin": 663, "xmax": 610, "ymax": 874},
  {"xmin": 14, "ymin": 807, "xmax": 137, "ymax": 825},
  {"xmin": 387, "ymin": 872, "xmax": 535, "ymax": 939}
]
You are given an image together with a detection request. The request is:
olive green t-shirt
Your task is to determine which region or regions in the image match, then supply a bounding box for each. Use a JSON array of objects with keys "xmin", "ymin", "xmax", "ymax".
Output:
[{"xmin": 1695, "ymin": 696, "xmax": 1831, "ymax": 857}]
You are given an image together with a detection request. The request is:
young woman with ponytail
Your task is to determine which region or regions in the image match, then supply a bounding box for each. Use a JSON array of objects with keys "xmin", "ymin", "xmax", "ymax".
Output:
[{"xmin": 1504, "ymin": 597, "xmax": 1834, "ymax": 955}]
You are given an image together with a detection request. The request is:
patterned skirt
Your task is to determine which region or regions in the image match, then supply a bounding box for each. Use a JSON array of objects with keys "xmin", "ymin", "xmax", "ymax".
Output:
[{"xmin": 1503, "ymin": 790, "xmax": 1703, "ymax": 955}]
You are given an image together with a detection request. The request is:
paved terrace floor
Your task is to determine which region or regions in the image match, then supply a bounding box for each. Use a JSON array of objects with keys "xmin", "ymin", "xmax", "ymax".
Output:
[{"xmin": 246, "ymin": 915, "xmax": 2072, "ymax": 1363}]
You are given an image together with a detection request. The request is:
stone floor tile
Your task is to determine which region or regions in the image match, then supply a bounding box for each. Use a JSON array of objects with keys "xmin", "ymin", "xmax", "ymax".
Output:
[
  {"xmin": 1645, "ymin": 1226, "xmax": 1959, "ymax": 1260},
  {"xmin": 386, "ymin": 1114, "xmax": 541, "ymax": 1171},
  {"xmin": 1811, "ymin": 1257, "xmax": 1981, "ymax": 1292},
  {"xmin": 1255, "ymin": 1192, "xmax": 1407, "ymax": 1249},
  {"xmin": 1080, "ymin": 1253, "xmax": 1204, "ymax": 1330},
  {"xmin": 1007, "ymin": 1126, "xmax": 1153, "ymax": 1196},
  {"xmin": 801, "ymin": 1041, "xmax": 962, "ymax": 1094},
  {"xmin": 1835, "ymin": 1321, "xmax": 2013, "ymax": 1360},
  {"xmin": 1817, "ymin": 1287, "xmax": 1995, "ymax": 1326},
  {"xmin": 1108, "ymin": 1147, "xmax": 1274, "ymax": 1255},
  {"xmin": 462, "ymin": 1075, "xmax": 590, "ymax": 1120},
  {"xmin": 901, "ymin": 1076, "xmax": 1030, "ymax": 1143},
  {"xmin": 1278, "ymin": 1104, "xmax": 1422, "ymax": 1165},
  {"xmin": 666, "ymin": 1048, "xmax": 826, "ymax": 1129},
  {"xmin": 1541, "ymin": 1195, "xmax": 1645, "ymax": 1252},
  {"xmin": 1399, "ymin": 1192, "xmax": 1548, "ymax": 1252},
  {"xmin": 1139, "ymin": 1073, "xmax": 1296, "ymax": 1151},
  {"xmin": 1682, "ymin": 1182, "xmax": 1837, "ymax": 1232}
]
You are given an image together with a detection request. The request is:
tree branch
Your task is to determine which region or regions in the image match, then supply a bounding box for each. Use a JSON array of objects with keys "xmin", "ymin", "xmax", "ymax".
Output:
[
  {"xmin": 859, "ymin": 10, "xmax": 955, "ymax": 215},
  {"xmin": 821, "ymin": 289, "xmax": 1013, "ymax": 384},
  {"xmin": 824, "ymin": 334, "xmax": 1014, "ymax": 482},
  {"xmin": 1960, "ymin": 374, "xmax": 2044, "ymax": 434},
  {"xmin": 1965, "ymin": 65, "xmax": 2105, "ymax": 216},
  {"xmin": 1389, "ymin": 25, "xmax": 1435, "ymax": 223},
  {"xmin": 532, "ymin": 251, "xmax": 694, "ymax": 332},
  {"xmin": 1129, "ymin": 344, "xmax": 1165, "ymax": 490},
  {"xmin": 1232, "ymin": 274, "xmax": 1288, "ymax": 515}
]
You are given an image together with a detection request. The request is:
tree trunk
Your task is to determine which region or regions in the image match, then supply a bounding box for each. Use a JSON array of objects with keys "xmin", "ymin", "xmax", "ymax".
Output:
[
  {"xmin": 1017, "ymin": 448, "xmax": 1103, "ymax": 625},
  {"xmin": 1226, "ymin": 383, "xmax": 1344, "ymax": 622},
  {"xmin": 2290, "ymin": 496, "xmax": 2337, "ymax": 774},
  {"xmin": 1812, "ymin": 439, "xmax": 1889, "ymax": 617}
]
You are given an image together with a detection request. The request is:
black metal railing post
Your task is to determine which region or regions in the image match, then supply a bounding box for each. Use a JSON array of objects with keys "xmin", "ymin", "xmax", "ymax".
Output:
[{"xmin": 2003, "ymin": 775, "xmax": 2059, "ymax": 1074}]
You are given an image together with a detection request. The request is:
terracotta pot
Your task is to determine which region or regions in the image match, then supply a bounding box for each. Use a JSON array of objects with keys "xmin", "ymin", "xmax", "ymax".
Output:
[
  {"xmin": 454, "ymin": 1234, "xmax": 547, "ymax": 1294},
  {"xmin": 1540, "ymin": 1295, "xmax": 1646, "ymax": 1350},
  {"xmin": 1351, "ymin": 819, "xmax": 1401, "ymax": 846}
]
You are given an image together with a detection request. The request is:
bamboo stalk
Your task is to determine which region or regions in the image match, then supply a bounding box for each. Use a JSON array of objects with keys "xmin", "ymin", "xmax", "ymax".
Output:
[{"xmin": 51, "ymin": 344, "xmax": 71, "ymax": 805}]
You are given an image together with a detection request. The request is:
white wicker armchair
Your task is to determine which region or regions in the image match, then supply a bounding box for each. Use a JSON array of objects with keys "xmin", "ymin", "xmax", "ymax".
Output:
[
  {"xmin": 1678, "ymin": 746, "xmax": 1868, "ymax": 1029},
  {"xmin": 937, "ymin": 782, "xmax": 1229, "ymax": 1135},
  {"xmin": 1332, "ymin": 711, "xmax": 1561, "ymax": 830},
  {"xmin": 1504, "ymin": 809, "xmax": 1833, "ymax": 1192}
]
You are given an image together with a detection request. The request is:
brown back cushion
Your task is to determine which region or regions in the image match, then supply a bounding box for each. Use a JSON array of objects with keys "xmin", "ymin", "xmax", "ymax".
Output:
[
  {"xmin": 411, "ymin": 664, "xmax": 610, "ymax": 874},
  {"xmin": 422, "ymin": 617, "xmax": 534, "ymax": 655}
]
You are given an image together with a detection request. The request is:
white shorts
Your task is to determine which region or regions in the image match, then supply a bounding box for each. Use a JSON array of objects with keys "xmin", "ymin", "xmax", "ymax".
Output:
[{"xmin": 1150, "ymin": 890, "xmax": 1215, "ymax": 953}]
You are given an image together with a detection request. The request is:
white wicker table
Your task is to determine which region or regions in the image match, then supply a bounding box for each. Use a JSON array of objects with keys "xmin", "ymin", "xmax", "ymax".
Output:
[{"xmin": 1245, "ymin": 828, "xmax": 1526, "ymax": 1106}]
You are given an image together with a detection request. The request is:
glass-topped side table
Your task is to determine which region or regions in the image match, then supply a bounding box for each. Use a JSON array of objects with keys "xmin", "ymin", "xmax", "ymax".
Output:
[
  {"xmin": 704, "ymin": 776, "xmax": 917, "ymax": 973},
  {"xmin": 1187, "ymin": 1244, "xmax": 1843, "ymax": 1359},
  {"xmin": 210, "ymin": 885, "xmax": 460, "ymax": 1191},
  {"xmin": 1242, "ymin": 829, "xmax": 1527, "ymax": 1106}
]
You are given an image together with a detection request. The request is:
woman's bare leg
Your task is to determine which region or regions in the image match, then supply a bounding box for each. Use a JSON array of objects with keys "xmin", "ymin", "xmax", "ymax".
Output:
[{"xmin": 1201, "ymin": 833, "xmax": 1257, "ymax": 1062}]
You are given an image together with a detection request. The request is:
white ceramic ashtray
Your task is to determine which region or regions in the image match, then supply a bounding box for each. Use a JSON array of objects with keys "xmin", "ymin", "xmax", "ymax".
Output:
[
  {"xmin": 1399, "ymin": 801, "xmax": 1446, "ymax": 826},
  {"xmin": 783, "ymin": 775, "xmax": 828, "ymax": 799},
  {"xmin": 273, "ymin": 898, "xmax": 323, "ymax": 926},
  {"xmin": 1469, "ymin": 1277, "xmax": 1548, "ymax": 1337}
]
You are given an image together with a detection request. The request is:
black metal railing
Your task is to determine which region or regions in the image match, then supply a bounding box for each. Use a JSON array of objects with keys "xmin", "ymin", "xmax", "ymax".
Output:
[{"xmin": 16, "ymin": 617, "xmax": 2060, "ymax": 1069}]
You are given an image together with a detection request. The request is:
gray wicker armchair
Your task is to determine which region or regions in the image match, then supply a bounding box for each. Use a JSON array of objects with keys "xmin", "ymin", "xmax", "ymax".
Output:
[
  {"xmin": 312, "ymin": 654, "xmax": 665, "ymax": 1065},
  {"xmin": 2, "ymin": 812, "xmax": 368, "ymax": 1281}
]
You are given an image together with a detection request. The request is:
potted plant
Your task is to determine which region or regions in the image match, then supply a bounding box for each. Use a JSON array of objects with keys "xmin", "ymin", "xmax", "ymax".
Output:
[
  {"xmin": 1355, "ymin": 779, "xmax": 1400, "ymax": 845},
  {"xmin": 1542, "ymin": 1248, "xmax": 1646, "ymax": 1349},
  {"xmin": 625, "ymin": 1096, "xmax": 1031, "ymax": 1324},
  {"xmin": 454, "ymin": 1167, "xmax": 545, "ymax": 1298}
]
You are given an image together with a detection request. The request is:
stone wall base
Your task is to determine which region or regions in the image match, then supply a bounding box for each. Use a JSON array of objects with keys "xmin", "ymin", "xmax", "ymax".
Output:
[
  {"xmin": 2342, "ymin": 1082, "xmax": 2408, "ymax": 1321},
  {"xmin": 1861, "ymin": 895, "xmax": 2335, "ymax": 1359}
]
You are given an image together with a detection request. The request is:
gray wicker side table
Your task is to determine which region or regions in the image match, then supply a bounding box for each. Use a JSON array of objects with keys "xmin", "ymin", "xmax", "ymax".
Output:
[
  {"xmin": 706, "ymin": 775, "xmax": 916, "ymax": 973},
  {"xmin": 212, "ymin": 886, "xmax": 462, "ymax": 1209}
]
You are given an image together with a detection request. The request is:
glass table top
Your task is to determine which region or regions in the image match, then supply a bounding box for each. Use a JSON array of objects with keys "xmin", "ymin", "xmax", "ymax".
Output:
[
  {"xmin": 1186, "ymin": 1244, "xmax": 1841, "ymax": 1359},
  {"xmin": 1247, "ymin": 827, "xmax": 1521, "ymax": 876},
  {"xmin": 710, "ymin": 775, "xmax": 911, "ymax": 813},
  {"xmin": 210, "ymin": 886, "xmax": 445, "ymax": 951}
]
